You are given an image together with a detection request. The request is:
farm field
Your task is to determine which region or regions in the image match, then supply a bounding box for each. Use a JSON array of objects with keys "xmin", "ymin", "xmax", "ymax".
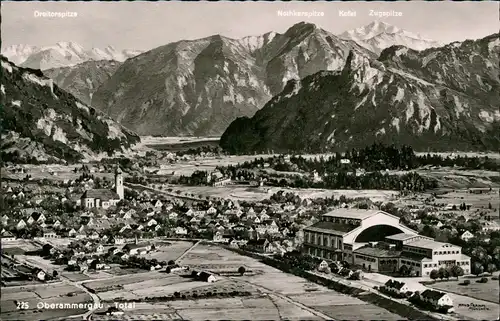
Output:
[
  {"xmin": 1, "ymin": 283, "xmax": 91, "ymax": 320},
  {"xmin": 1, "ymin": 239, "xmax": 41, "ymax": 254},
  {"xmin": 178, "ymin": 244, "xmax": 405, "ymax": 320},
  {"xmin": 141, "ymin": 241, "xmax": 194, "ymax": 262},
  {"xmin": 91, "ymin": 297, "xmax": 322, "ymax": 321},
  {"xmin": 15, "ymin": 255, "xmax": 61, "ymax": 274}
]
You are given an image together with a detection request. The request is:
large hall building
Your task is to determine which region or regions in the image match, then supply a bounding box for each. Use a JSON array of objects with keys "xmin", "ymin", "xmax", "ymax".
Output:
[{"xmin": 303, "ymin": 209, "xmax": 470, "ymax": 277}]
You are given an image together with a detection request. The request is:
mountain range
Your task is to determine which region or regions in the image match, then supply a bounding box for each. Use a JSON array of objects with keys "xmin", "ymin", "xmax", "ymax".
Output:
[
  {"xmin": 0, "ymin": 56, "xmax": 140, "ymax": 163},
  {"xmin": 339, "ymin": 21, "xmax": 442, "ymax": 54},
  {"xmin": 4, "ymin": 21, "xmax": 499, "ymax": 154},
  {"xmin": 1, "ymin": 42, "xmax": 142, "ymax": 70},
  {"xmin": 90, "ymin": 22, "xmax": 375, "ymax": 136},
  {"xmin": 220, "ymin": 33, "xmax": 500, "ymax": 153},
  {"xmin": 5, "ymin": 21, "xmax": 442, "ymax": 137}
]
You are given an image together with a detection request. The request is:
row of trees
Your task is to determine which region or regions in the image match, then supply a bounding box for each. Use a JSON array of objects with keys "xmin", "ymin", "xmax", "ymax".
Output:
[
  {"xmin": 264, "ymin": 171, "xmax": 437, "ymax": 192},
  {"xmin": 237, "ymin": 143, "xmax": 499, "ymax": 173},
  {"xmin": 429, "ymin": 265, "xmax": 465, "ymax": 281}
]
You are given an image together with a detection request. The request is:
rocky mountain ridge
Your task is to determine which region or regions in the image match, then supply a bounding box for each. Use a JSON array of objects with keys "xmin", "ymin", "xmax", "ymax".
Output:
[
  {"xmin": 43, "ymin": 60, "xmax": 121, "ymax": 105},
  {"xmin": 220, "ymin": 33, "xmax": 500, "ymax": 153},
  {"xmin": 0, "ymin": 56, "xmax": 140, "ymax": 163},
  {"xmin": 91, "ymin": 22, "xmax": 374, "ymax": 136}
]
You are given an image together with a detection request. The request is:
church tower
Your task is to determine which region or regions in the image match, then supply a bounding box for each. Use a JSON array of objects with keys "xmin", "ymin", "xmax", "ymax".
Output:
[{"xmin": 115, "ymin": 167, "xmax": 124, "ymax": 200}]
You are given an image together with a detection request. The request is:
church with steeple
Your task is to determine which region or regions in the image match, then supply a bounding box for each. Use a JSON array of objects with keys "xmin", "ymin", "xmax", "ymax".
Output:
[{"xmin": 81, "ymin": 167, "xmax": 124, "ymax": 209}]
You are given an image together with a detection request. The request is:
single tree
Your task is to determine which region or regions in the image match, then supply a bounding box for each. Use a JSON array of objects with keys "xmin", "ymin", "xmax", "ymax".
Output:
[
  {"xmin": 486, "ymin": 263, "xmax": 497, "ymax": 275},
  {"xmin": 399, "ymin": 265, "xmax": 409, "ymax": 276},
  {"xmin": 450, "ymin": 265, "xmax": 464, "ymax": 280},
  {"xmin": 473, "ymin": 262, "xmax": 484, "ymax": 276},
  {"xmin": 438, "ymin": 267, "xmax": 448, "ymax": 280},
  {"xmin": 238, "ymin": 266, "xmax": 246, "ymax": 276}
]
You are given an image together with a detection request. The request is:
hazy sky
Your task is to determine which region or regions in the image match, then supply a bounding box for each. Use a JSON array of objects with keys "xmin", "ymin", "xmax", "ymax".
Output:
[{"xmin": 2, "ymin": 1, "xmax": 499, "ymax": 51}]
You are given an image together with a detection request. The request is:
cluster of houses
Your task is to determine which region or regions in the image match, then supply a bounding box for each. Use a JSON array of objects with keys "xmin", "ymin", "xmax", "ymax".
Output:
[
  {"xmin": 41, "ymin": 237, "xmax": 159, "ymax": 272},
  {"xmin": 382, "ymin": 279, "xmax": 454, "ymax": 313}
]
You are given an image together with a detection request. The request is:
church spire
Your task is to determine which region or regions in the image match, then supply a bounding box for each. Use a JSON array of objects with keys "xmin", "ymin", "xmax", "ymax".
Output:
[{"xmin": 115, "ymin": 166, "xmax": 124, "ymax": 200}]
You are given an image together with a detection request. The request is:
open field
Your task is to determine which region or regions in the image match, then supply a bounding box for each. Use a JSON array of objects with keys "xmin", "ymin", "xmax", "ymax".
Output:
[
  {"xmin": 422, "ymin": 168, "xmax": 500, "ymax": 189},
  {"xmin": 91, "ymin": 298, "xmax": 322, "ymax": 321},
  {"xmin": 428, "ymin": 278, "xmax": 499, "ymax": 304},
  {"xmin": 155, "ymin": 155, "xmax": 273, "ymax": 176},
  {"xmin": 141, "ymin": 136, "xmax": 220, "ymax": 145},
  {"xmin": 432, "ymin": 188, "xmax": 499, "ymax": 210},
  {"xmin": 179, "ymin": 244, "xmax": 405, "ymax": 320},
  {"xmin": 141, "ymin": 241, "xmax": 194, "ymax": 262},
  {"xmin": 148, "ymin": 140, "xmax": 220, "ymax": 152},
  {"xmin": 42, "ymin": 238, "xmax": 73, "ymax": 249},
  {"xmin": 393, "ymin": 188, "xmax": 499, "ymax": 221},
  {"xmin": 445, "ymin": 290, "xmax": 499, "ymax": 320},
  {"xmin": 1, "ymin": 283, "xmax": 91, "ymax": 320},
  {"xmin": 16, "ymin": 255, "xmax": 61, "ymax": 273},
  {"xmin": 1, "ymin": 240, "xmax": 41, "ymax": 254},
  {"xmin": 61, "ymin": 272, "xmax": 91, "ymax": 282},
  {"xmin": 88, "ymin": 270, "xmax": 255, "ymax": 303},
  {"xmin": 164, "ymin": 184, "xmax": 399, "ymax": 202},
  {"xmin": 2, "ymin": 164, "xmax": 118, "ymax": 182}
]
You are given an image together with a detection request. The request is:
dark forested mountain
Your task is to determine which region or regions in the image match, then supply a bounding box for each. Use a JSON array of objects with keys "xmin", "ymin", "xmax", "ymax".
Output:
[
  {"xmin": 220, "ymin": 34, "xmax": 500, "ymax": 153},
  {"xmin": 43, "ymin": 60, "xmax": 121, "ymax": 105},
  {"xmin": 90, "ymin": 22, "xmax": 373, "ymax": 136},
  {"xmin": 0, "ymin": 56, "xmax": 140, "ymax": 163}
]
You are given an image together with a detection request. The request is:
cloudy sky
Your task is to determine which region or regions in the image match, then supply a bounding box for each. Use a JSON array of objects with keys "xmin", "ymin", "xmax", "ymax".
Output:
[{"xmin": 2, "ymin": 1, "xmax": 499, "ymax": 50}]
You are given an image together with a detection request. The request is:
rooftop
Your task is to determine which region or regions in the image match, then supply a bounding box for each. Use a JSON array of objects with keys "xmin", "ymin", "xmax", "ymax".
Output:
[
  {"xmin": 323, "ymin": 209, "xmax": 387, "ymax": 220},
  {"xmin": 304, "ymin": 221, "xmax": 360, "ymax": 235},
  {"xmin": 354, "ymin": 246, "xmax": 401, "ymax": 258},
  {"xmin": 385, "ymin": 279, "xmax": 406, "ymax": 290},
  {"xmin": 404, "ymin": 239, "xmax": 453, "ymax": 250},
  {"xmin": 81, "ymin": 189, "xmax": 120, "ymax": 201},
  {"xmin": 386, "ymin": 233, "xmax": 419, "ymax": 241},
  {"xmin": 400, "ymin": 251, "xmax": 430, "ymax": 261},
  {"xmin": 421, "ymin": 289, "xmax": 447, "ymax": 300}
]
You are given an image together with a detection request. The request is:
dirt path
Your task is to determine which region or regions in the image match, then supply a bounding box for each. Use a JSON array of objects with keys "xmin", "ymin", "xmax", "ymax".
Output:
[{"xmin": 176, "ymin": 240, "xmax": 200, "ymax": 263}]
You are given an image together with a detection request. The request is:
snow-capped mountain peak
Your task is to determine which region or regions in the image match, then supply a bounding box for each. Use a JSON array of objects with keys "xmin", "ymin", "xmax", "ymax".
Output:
[
  {"xmin": 339, "ymin": 21, "xmax": 441, "ymax": 54},
  {"xmin": 357, "ymin": 21, "xmax": 401, "ymax": 40},
  {"xmin": 1, "ymin": 42, "xmax": 143, "ymax": 70},
  {"xmin": 0, "ymin": 44, "xmax": 40, "ymax": 65}
]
